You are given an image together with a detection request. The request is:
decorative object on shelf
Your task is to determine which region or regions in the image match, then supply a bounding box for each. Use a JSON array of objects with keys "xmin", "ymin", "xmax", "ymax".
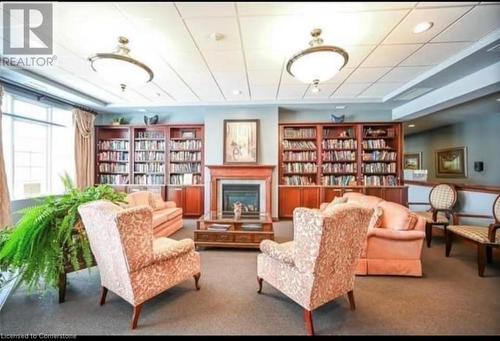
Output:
[
  {"xmin": 181, "ymin": 129, "xmax": 196, "ymax": 139},
  {"xmin": 365, "ymin": 127, "xmax": 387, "ymax": 137},
  {"xmin": 233, "ymin": 201, "xmax": 242, "ymax": 220},
  {"xmin": 223, "ymin": 119, "xmax": 259, "ymax": 164},
  {"xmin": 404, "ymin": 152, "xmax": 422, "ymax": 170},
  {"xmin": 88, "ymin": 36, "xmax": 154, "ymax": 92},
  {"xmin": 435, "ymin": 146, "xmax": 467, "ymax": 178},
  {"xmin": 331, "ymin": 114, "xmax": 345, "ymax": 123},
  {"xmin": 286, "ymin": 28, "xmax": 348, "ymax": 88},
  {"xmin": 144, "ymin": 114, "xmax": 159, "ymax": 125},
  {"xmin": 111, "ymin": 117, "xmax": 128, "ymax": 125}
]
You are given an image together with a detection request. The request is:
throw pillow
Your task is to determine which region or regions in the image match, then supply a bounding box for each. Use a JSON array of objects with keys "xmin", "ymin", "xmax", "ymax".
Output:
[
  {"xmin": 368, "ymin": 206, "xmax": 383, "ymax": 229},
  {"xmin": 149, "ymin": 192, "xmax": 166, "ymax": 210}
]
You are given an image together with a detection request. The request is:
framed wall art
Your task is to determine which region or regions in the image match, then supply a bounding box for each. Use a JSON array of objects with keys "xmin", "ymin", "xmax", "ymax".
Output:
[
  {"xmin": 404, "ymin": 152, "xmax": 422, "ymax": 170},
  {"xmin": 435, "ymin": 146, "xmax": 467, "ymax": 178},
  {"xmin": 223, "ymin": 119, "xmax": 259, "ymax": 164}
]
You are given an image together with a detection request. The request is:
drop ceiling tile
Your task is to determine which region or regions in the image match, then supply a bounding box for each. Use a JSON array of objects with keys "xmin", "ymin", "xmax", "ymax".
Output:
[
  {"xmin": 432, "ymin": 5, "xmax": 500, "ymax": 42},
  {"xmin": 250, "ymin": 85, "xmax": 278, "ymax": 100},
  {"xmin": 332, "ymin": 83, "xmax": 372, "ymax": 97},
  {"xmin": 277, "ymin": 85, "xmax": 308, "ymax": 100},
  {"xmin": 342, "ymin": 45, "xmax": 376, "ymax": 68},
  {"xmin": 378, "ymin": 66, "xmax": 432, "ymax": 82},
  {"xmin": 400, "ymin": 42, "xmax": 471, "ymax": 66},
  {"xmin": 151, "ymin": 69, "xmax": 200, "ymax": 102},
  {"xmin": 212, "ymin": 71, "xmax": 248, "ymax": 92},
  {"xmin": 344, "ymin": 68, "xmax": 392, "ymax": 83},
  {"xmin": 361, "ymin": 44, "xmax": 422, "ymax": 67},
  {"xmin": 135, "ymin": 82, "xmax": 175, "ymax": 103},
  {"xmin": 281, "ymin": 69, "xmax": 307, "ymax": 85},
  {"xmin": 223, "ymin": 86, "xmax": 251, "ymax": 101},
  {"xmin": 384, "ymin": 6, "xmax": 473, "ymax": 44},
  {"xmin": 304, "ymin": 83, "xmax": 341, "ymax": 99},
  {"xmin": 203, "ymin": 50, "xmax": 246, "ymax": 72},
  {"xmin": 417, "ymin": 2, "xmax": 479, "ymax": 7},
  {"xmin": 175, "ymin": 2, "xmax": 236, "ymax": 18},
  {"xmin": 175, "ymin": 71, "xmax": 225, "ymax": 101},
  {"xmin": 323, "ymin": 68, "xmax": 355, "ymax": 84},
  {"xmin": 165, "ymin": 52, "xmax": 208, "ymax": 72},
  {"xmin": 247, "ymin": 69, "xmax": 282, "ymax": 87},
  {"xmin": 184, "ymin": 17, "xmax": 241, "ymax": 51},
  {"xmin": 358, "ymin": 83, "xmax": 402, "ymax": 98},
  {"xmin": 245, "ymin": 49, "xmax": 285, "ymax": 70}
]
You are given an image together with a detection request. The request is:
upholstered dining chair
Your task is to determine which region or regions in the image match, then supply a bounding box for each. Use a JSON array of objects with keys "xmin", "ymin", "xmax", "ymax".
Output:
[
  {"xmin": 445, "ymin": 195, "xmax": 500, "ymax": 277},
  {"xmin": 256, "ymin": 203, "xmax": 374, "ymax": 335},
  {"xmin": 78, "ymin": 200, "xmax": 201, "ymax": 329},
  {"xmin": 413, "ymin": 184, "xmax": 457, "ymax": 247}
]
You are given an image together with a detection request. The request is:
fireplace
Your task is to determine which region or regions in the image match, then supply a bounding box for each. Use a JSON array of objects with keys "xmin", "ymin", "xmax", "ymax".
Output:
[{"xmin": 222, "ymin": 184, "xmax": 260, "ymax": 216}]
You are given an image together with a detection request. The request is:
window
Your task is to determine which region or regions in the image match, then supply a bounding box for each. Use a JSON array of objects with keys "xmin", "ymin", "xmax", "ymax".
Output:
[{"xmin": 1, "ymin": 92, "xmax": 75, "ymax": 200}]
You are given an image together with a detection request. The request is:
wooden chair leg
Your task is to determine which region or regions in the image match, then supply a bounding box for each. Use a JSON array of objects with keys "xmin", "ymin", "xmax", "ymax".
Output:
[
  {"xmin": 193, "ymin": 272, "xmax": 201, "ymax": 290},
  {"xmin": 303, "ymin": 309, "xmax": 314, "ymax": 336},
  {"xmin": 257, "ymin": 276, "xmax": 263, "ymax": 294},
  {"xmin": 478, "ymin": 244, "xmax": 486, "ymax": 277},
  {"xmin": 347, "ymin": 290, "xmax": 356, "ymax": 311},
  {"xmin": 100, "ymin": 287, "xmax": 108, "ymax": 306},
  {"xmin": 486, "ymin": 246, "xmax": 493, "ymax": 264},
  {"xmin": 58, "ymin": 273, "xmax": 67, "ymax": 304},
  {"xmin": 131, "ymin": 303, "xmax": 144, "ymax": 330},
  {"xmin": 425, "ymin": 223, "xmax": 432, "ymax": 248},
  {"xmin": 445, "ymin": 230, "xmax": 453, "ymax": 257}
]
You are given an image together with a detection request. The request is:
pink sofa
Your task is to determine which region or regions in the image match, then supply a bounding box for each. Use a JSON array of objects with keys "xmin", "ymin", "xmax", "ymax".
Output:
[
  {"xmin": 320, "ymin": 192, "xmax": 426, "ymax": 277},
  {"xmin": 126, "ymin": 191, "xmax": 183, "ymax": 238}
]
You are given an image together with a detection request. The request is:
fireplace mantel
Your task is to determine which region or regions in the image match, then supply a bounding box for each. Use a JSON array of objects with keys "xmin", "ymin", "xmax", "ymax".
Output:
[{"xmin": 207, "ymin": 165, "xmax": 275, "ymax": 214}]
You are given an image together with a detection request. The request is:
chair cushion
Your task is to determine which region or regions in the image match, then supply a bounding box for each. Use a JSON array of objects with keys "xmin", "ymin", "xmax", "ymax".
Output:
[
  {"xmin": 127, "ymin": 191, "xmax": 152, "ymax": 208},
  {"xmin": 152, "ymin": 208, "xmax": 182, "ymax": 227},
  {"xmin": 378, "ymin": 201, "xmax": 418, "ymax": 231},
  {"xmin": 414, "ymin": 211, "xmax": 449, "ymax": 224},
  {"xmin": 448, "ymin": 225, "xmax": 500, "ymax": 244},
  {"xmin": 153, "ymin": 237, "xmax": 194, "ymax": 261}
]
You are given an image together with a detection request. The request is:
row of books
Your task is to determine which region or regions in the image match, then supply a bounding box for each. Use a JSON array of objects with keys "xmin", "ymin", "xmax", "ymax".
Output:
[
  {"xmin": 283, "ymin": 175, "xmax": 316, "ymax": 186},
  {"xmin": 99, "ymin": 163, "xmax": 128, "ymax": 173},
  {"xmin": 135, "ymin": 141, "xmax": 165, "ymax": 150},
  {"xmin": 362, "ymin": 151, "xmax": 397, "ymax": 161},
  {"xmin": 136, "ymin": 131, "xmax": 164, "ymax": 139},
  {"xmin": 282, "ymin": 140, "xmax": 317, "ymax": 150},
  {"xmin": 170, "ymin": 151, "xmax": 202, "ymax": 162},
  {"xmin": 98, "ymin": 140, "xmax": 129, "ymax": 150},
  {"xmin": 322, "ymin": 150, "xmax": 356, "ymax": 161},
  {"xmin": 170, "ymin": 163, "xmax": 201, "ymax": 173},
  {"xmin": 322, "ymin": 163, "xmax": 357, "ymax": 173},
  {"xmin": 283, "ymin": 128, "xmax": 316, "ymax": 139},
  {"xmin": 323, "ymin": 128, "xmax": 355, "ymax": 139},
  {"xmin": 363, "ymin": 162, "xmax": 396, "ymax": 173},
  {"xmin": 364, "ymin": 175, "xmax": 397, "ymax": 186},
  {"xmin": 99, "ymin": 174, "xmax": 129, "ymax": 184},
  {"xmin": 321, "ymin": 175, "xmax": 356, "ymax": 186},
  {"xmin": 134, "ymin": 175, "xmax": 165, "ymax": 185},
  {"xmin": 98, "ymin": 151, "xmax": 129, "ymax": 162},
  {"xmin": 283, "ymin": 163, "xmax": 317, "ymax": 173},
  {"xmin": 135, "ymin": 151, "xmax": 165, "ymax": 162},
  {"xmin": 362, "ymin": 139, "xmax": 388, "ymax": 149},
  {"xmin": 134, "ymin": 163, "xmax": 164, "ymax": 173},
  {"xmin": 170, "ymin": 174, "xmax": 202, "ymax": 185},
  {"xmin": 283, "ymin": 151, "xmax": 317, "ymax": 162},
  {"xmin": 169, "ymin": 140, "xmax": 202, "ymax": 150},
  {"xmin": 322, "ymin": 139, "xmax": 357, "ymax": 149}
]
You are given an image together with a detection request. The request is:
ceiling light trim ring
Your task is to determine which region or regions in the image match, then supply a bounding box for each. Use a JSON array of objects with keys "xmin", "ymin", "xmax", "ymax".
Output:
[
  {"xmin": 88, "ymin": 53, "xmax": 154, "ymax": 83},
  {"xmin": 286, "ymin": 45, "xmax": 349, "ymax": 80}
]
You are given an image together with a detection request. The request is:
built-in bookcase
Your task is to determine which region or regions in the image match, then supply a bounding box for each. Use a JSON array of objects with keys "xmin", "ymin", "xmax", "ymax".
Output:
[
  {"xmin": 133, "ymin": 127, "xmax": 166, "ymax": 185},
  {"xmin": 168, "ymin": 125, "xmax": 204, "ymax": 186},
  {"xmin": 321, "ymin": 125, "xmax": 358, "ymax": 186},
  {"xmin": 96, "ymin": 127, "xmax": 131, "ymax": 185}
]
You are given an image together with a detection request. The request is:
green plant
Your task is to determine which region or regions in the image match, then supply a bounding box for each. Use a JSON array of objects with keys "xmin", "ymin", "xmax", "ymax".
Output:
[
  {"xmin": 0, "ymin": 175, "xmax": 127, "ymax": 292},
  {"xmin": 111, "ymin": 117, "xmax": 128, "ymax": 125}
]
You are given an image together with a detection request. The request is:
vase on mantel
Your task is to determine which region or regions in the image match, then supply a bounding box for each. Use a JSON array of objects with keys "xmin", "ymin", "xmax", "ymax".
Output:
[{"xmin": 233, "ymin": 202, "xmax": 242, "ymax": 220}]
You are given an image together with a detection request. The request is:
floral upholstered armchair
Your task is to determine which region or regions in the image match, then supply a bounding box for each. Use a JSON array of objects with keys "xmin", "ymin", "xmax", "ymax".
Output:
[
  {"xmin": 256, "ymin": 203, "xmax": 374, "ymax": 335},
  {"xmin": 78, "ymin": 200, "xmax": 201, "ymax": 329}
]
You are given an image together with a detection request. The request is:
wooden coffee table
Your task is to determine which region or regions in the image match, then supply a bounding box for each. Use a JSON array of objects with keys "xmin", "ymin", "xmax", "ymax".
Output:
[{"xmin": 195, "ymin": 211, "xmax": 274, "ymax": 249}]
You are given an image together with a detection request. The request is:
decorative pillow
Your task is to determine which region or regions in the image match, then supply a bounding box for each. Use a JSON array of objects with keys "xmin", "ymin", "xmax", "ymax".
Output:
[
  {"xmin": 368, "ymin": 206, "xmax": 383, "ymax": 229},
  {"xmin": 378, "ymin": 201, "xmax": 419, "ymax": 231},
  {"xmin": 322, "ymin": 197, "xmax": 348, "ymax": 216},
  {"xmin": 149, "ymin": 192, "xmax": 167, "ymax": 210}
]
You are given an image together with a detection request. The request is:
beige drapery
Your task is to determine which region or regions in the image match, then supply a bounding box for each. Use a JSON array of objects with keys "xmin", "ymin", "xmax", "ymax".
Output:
[
  {"xmin": 0, "ymin": 85, "xmax": 12, "ymax": 228},
  {"xmin": 73, "ymin": 108, "xmax": 95, "ymax": 189}
]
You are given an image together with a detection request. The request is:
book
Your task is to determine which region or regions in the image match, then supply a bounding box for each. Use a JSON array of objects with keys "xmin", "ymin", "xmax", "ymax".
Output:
[{"xmin": 208, "ymin": 224, "xmax": 231, "ymax": 231}]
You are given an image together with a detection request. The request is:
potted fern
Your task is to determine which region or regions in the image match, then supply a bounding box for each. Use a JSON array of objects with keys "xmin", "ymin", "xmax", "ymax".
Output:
[{"xmin": 0, "ymin": 175, "xmax": 127, "ymax": 297}]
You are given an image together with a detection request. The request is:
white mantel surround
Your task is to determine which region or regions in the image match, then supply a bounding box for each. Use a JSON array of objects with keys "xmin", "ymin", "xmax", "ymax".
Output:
[{"xmin": 217, "ymin": 179, "xmax": 266, "ymax": 214}]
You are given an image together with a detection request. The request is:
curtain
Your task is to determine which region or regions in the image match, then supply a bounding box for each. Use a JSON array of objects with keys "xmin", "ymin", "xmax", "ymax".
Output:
[
  {"xmin": 73, "ymin": 108, "xmax": 95, "ymax": 189},
  {"xmin": 0, "ymin": 85, "xmax": 12, "ymax": 228}
]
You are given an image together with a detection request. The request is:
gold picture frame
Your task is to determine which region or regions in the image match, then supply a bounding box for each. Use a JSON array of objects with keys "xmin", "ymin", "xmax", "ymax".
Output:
[
  {"xmin": 404, "ymin": 152, "xmax": 422, "ymax": 170},
  {"xmin": 223, "ymin": 119, "xmax": 259, "ymax": 164},
  {"xmin": 435, "ymin": 146, "xmax": 467, "ymax": 178}
]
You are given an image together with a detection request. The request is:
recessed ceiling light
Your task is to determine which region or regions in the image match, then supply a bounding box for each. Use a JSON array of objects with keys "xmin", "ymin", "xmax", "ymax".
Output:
[
  {"xmin": 209, "ymin": 32, "xmax": 224, "ymax": 41},
  {"xmin": 138, "ymin": 109, "xmax": 146, "ymax": 112},
  {"xmin": 335, "ymin": 105, "xmax": 346, "ymax": 109},
  {"xmin": 232, "ymin": 89, "xmax": 242, "ymax": 95},
  {"xmin": 311, "ymin": 86, "xmax": 321, "ymax": 94},
  {"xmin": 408, "ymin": 124, "xmax": 416, "ymax": 128},
  {"xmin": 413, "ymin": 21, "xmax": 434, "ymax": 34}
]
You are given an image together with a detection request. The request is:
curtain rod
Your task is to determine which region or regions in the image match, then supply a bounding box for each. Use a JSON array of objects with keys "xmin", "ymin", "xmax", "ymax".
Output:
[{"xmin": 0, "ymin": 79, "xmax": 99, "ymax": 116}]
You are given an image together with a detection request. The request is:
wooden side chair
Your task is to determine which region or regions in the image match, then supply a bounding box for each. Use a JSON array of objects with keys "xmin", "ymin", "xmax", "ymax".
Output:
[
  {"xmin": 413, "ymin": 184, "xmax": 457, "ymax": 247},
  {"xmin": 445, "ymin": 195, "xmax": 500, "ymax": 277}
]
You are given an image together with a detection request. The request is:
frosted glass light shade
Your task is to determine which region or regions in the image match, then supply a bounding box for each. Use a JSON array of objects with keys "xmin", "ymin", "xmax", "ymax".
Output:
[
  {"xmin": 288, "ymin": 49, "xmax": 347, "ymax": 83},
  {"xmin": 90, "ymin": 55, "xmax": 153, "ymax": 86}
]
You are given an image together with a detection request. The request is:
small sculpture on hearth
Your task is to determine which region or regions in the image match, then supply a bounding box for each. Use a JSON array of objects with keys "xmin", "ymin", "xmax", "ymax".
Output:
[{"xmin": 233, "ymin": 202, "xmax": 242, "ymax": 220}]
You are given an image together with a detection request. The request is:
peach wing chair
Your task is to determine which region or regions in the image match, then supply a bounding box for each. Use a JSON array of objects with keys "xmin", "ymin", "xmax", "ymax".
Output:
[
  {"xmin": 413, "ymin": 184, "xmax": 457, "ymax": 247},
  {"xmin": 256, "ymin": 203, "xmax": 374, "ymax": 336},
  {"xmin": 78, "ymin": 200, "xmax": 201, "ymax": 329}
]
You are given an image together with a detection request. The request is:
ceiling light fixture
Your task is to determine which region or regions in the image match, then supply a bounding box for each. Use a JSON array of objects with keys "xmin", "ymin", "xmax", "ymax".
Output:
[
  {"xmin": 311, "ymin": 85, "xmax": 321, "ymax": 94},
  {"xmin": 413, "ymin": 21, "xmax": 434, "ymax": 34},
  {"xmin": 286, "ymin": 28, "xmax": 348, "ymax": 88},
  {"xmin": 209, "ymin": 32, "xmax": 225, "ymax": 41},
  {"xmin": 89, "ymin": 36, "xmax": 154, "ymax": 92},
  {"xmin": 408, "ymin": 124, "xmax": 416, "ymax": 128},
  {"xmin": 232, "ymin": 89, "xmax": 242, "ymax": 95},
  {"xmin": 335, "ymin": 105, "xmax": 347, "ymax": 109}
]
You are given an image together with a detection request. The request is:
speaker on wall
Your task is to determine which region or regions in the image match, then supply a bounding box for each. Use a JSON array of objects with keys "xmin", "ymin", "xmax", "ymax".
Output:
[{"xmin": 474, "ymin": 161, "xmax": 484, "ymax": 172}]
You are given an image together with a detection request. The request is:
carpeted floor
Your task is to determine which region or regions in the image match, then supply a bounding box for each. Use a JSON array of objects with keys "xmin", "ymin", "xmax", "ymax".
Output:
[{"xmin": 1, "ymin": 220, "xmax": 499, "ymax": 335}]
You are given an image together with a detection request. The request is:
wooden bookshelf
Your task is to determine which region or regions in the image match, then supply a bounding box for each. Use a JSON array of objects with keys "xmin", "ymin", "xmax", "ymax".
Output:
[
  {"xmin": 96, "ymin": 126, "xmax": 131, "ymax": 185},
  {"xmin": 278, "ymin": 122, "xmax": 406, "ymax": 218},
  {"xmin": 133, "ymin": 127, "xmax": 166, "ymax": 185},
  {"xmin": 167, "ymin": 125, "xmax": 204, "ymax": 186}
]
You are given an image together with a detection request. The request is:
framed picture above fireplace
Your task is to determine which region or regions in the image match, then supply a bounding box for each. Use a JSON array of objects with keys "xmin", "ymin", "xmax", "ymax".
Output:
[{"xmin": 223, "ymin": 119, "xmax": 259, "ymax": 164}]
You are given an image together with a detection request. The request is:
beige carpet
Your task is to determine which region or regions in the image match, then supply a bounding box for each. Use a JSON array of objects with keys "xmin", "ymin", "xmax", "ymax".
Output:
[{"xmin": 1, "ymin": 220, "xmax": 499, "ymax": 335}]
